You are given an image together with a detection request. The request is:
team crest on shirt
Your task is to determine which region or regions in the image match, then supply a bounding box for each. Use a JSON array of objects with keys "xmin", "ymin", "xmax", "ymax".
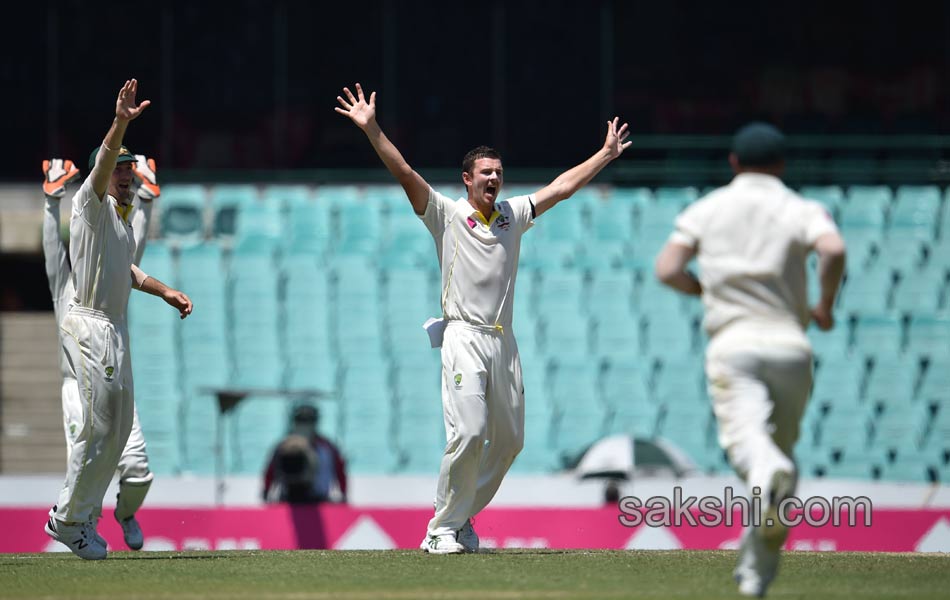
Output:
[
  {"xmin": 454, "ymin": 373, "xmax": 463, "ymax": 388},
  {"xmin": 494, "ymin": 210, "xmax": 510, "ymax": 230},
  {"xmin": 104, "ymin": 366, "xmax": 115, "ymax": 382}
]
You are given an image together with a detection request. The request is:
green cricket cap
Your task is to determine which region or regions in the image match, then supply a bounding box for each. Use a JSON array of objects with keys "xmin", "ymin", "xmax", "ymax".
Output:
[
  {"xmin": 731, "ymin": 122, "xmax": 786, "ymax": 167},
  {"xmin": 88, "ymin": 144, "xmax": 137, "ymax": 170}
]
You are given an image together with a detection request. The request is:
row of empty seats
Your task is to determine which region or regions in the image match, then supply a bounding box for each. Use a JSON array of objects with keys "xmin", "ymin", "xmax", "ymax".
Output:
[{"xmin": 125, "ymin": 183, "xmax": 950, "ymax": 482}]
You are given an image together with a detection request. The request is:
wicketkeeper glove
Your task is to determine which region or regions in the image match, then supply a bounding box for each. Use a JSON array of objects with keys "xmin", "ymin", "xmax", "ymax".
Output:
[
  {"xmin": 42, "ymin": 158, "xmax": 80, "ymax": 199},
  {"xmin": 132, "ymin": 154, "xmax": 161, "ymax": 200}
]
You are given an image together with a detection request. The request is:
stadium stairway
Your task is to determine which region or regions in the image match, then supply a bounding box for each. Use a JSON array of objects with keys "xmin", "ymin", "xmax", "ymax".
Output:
[{"xmin": 0, "ymin": 312, "xmax": 65, "ymax": 473}]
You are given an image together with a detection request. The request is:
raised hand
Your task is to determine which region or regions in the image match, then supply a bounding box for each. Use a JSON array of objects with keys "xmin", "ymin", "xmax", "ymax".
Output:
[
  {"xmin": 603, "ymin": 117, "xmax": 632, "ymax": 159},
  {"xmin": 334, "ymin": 83, "xmax": 376, "ymax": 130},
  {"xmin": 115, "ymin": 79, "xmax": 151, "ymax": 122}
]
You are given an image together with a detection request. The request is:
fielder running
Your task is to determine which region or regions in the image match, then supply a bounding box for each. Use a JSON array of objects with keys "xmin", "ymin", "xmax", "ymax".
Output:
[
  {"xmin": 655, "ymin": 122, "xmax": 846, "ymax": 597},
  {"xmin": 336, "ymin": 82, "xmax": 631, "ymax": 554},
  {"xmin": 44, "ymin": 79, "xmax": 193, "ymax": 560},
  {"xmin": 41, "ymin": 151, "xmax": 162, "ymax": 552}
]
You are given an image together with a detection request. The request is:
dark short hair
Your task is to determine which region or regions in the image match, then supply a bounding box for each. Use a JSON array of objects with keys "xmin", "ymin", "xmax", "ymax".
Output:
[
  {"xmin": 731, "ymin": 122, "xmax": 785, "ymax": 167},
  {"xmin": 462, "ymin": 146, "xmax": 502, "ymax": 174}
]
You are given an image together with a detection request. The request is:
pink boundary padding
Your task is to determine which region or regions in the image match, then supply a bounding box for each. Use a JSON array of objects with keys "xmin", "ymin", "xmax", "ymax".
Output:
[{"xmin": 2, "ymin": 507, "xmax": 947, "ymax": 552}]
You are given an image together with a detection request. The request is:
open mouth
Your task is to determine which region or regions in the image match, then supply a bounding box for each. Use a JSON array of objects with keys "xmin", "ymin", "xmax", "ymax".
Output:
[{"xmin": 485, "ymin": 184, "xmax": 497, "ymax": 199}]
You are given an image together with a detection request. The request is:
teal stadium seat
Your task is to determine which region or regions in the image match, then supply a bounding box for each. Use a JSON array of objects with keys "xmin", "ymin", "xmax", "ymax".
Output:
[
  {"xmin": 229, "ymin": 396, "xmax": 291, "ymax": 474},
  {"xmin": 601, "ymin": 358, "xmax": 657, "ymax": 438},
  {"xmin": 892, "ymin": 264, "xmax": 946, "ymax": 314},
  {"xmin": 891, "ymin": 185, "xmax": 941, "ymax": 241},
  {"xmin": 862, "ymin": 350, "xmax": 920, "ymax": 404},
  {"xmin": 263, "ymin": 184, "xmax": 311, "ymax": 208},
  {"xmin": 159, "ymin": 184, "xmax": 207, "ymax": 243},
  {"xmin": 177, "ymin": 243, "xmax": 230, "ymax": 394},
  {"xmin": 851, "ymin": 313, "xmax": 904, "ymax": 358},
  {"xmin": 799, "ymin": 185, "xmax": 845, "ymax": 220},
  {"xmin": 230, "ymin": 241, "xmax": 283, "ymax": 388},
  {"xmin": 285, "ymin": 193, "xmax": 333, "ymax": 256},
  {"xmin": 822, "ymin": 447, "xmax": 875, "ymax": 480},
  {"xmin": 548, "ymin": 360, "xmax": 609, "ymax": 460},
  {"xmin": 282, "ymin": 254, "xmax": 336, "ymax": 392},
  {"xmin": 210, "ymin": 184, "xmax": 259, "ymax": 239},
  {"xmin": 653, "ymin": 354, "xmax": 706, "ymax": 407},
  {"xmin": 335, "ymin": 199, "xmax": 382, "ymax": 256},
  {"xmin": 918, "ymin": 354, "xmax": 950, "ymax": 402},
  {"xmin": 906, "ymin": 315, "xmax": 950, "ymax": 360},
  {"xmin": 332, "ymin": 257, "xmax": 386, "ymax": 360}
]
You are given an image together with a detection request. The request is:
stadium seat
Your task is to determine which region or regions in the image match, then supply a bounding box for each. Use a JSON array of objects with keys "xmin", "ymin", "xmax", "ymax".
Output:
[
  {"xmin": 591, "ymin": 311, "xmax": 641, "ymax": 361},
  {"xmin": 229, "ymin": 396, "xmax": 292, "ymax": 474},
  {"xmin": 335, "ymin": 199, "xmax": 382, "ymax": 256},
  {"xmin": 234, "ymin": 198, "xmax": 284, "ymax": 244},
  {"xmin": 655, "ymin": 404, "xmax": 715, "ymax": 464},
  {"xmin": 210, "ymin": 184, "xmax": 259, "ymax": 239},
  {"xmin": 378, "ymin": 209, "xmax": 433, "ymax": 268},
  {"xmin": 846, "ymin": 185, "xmax": 893, "ymax": 213},
  {"xmin": 285, "ymin": 194, "xmax": 333, "ymax": 256},
  {"xmin": 891, "ymin": 185, "xmax": 941, "ymax": 237},
  {"xmin": 159, "ymin": 184, "xmax": 207, "ymax": 243},
  {"xmin": 850, "ymin": 313, "xmax": 903, "ymax": 358},
  {"xmin": 652, "ymin": 354, "xmax": 706, "ymax": 406},
  {"xmin": 862, "ymin": 350, "xmax": 920, "ymax": 404},
  {"xmin": 837, "ymin": 266, "xmax": 895, "ymax": 316},
  {"xmin": 262, "ymin": 184, "xmax": 312, "ymax": 208},
  {"xmin": 917, "ymin": 354, "xmax": 950, "ymax": 402},
  {"xmin": 818, "ymin": 407, "xmax": 872, "ymax": 451},
  {"xmin": 906, "ymin": 315, "xmax": 950, "ymax": 359},
  {"xmin": 799, "ymin": 185, "xmax": 845, "ymax": 219},
  {"xmin": 822, "ymin": 447, "xmax": 875, "ymax": 480},
  {"xmin": 892, "ymin": 264, "xmax": 946, "ymax": 315}
]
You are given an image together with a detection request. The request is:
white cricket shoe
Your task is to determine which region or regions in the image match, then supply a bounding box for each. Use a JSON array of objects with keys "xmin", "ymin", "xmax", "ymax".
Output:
[
  {"xmin": 457, "ymin": 519, "xmax": 479, "ymax": 553},
  {"xmin": 116, "ymin": 512, "xmax": 144, "ymax": 550},
  {"xmin": 45, "ymin": 511, "xmax": 107, "ymax": 560},
  {"xmin": 421, "ymin": 533, "xmax": 466, "ymax": 555}
]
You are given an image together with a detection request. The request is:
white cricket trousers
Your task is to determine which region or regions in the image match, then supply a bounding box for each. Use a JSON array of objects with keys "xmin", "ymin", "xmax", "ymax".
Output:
[
  {"xmin": 705, "ymin": 320, "xmax": 812, "ymax": 495},
  {"xmin": 705, "ymin": 320, "xmax": 812, "ymax": 585},
  {"xmin": 55, "ymin": 307, "xmax": 135, "ymax": 524},
  {"xmin": 62, "ymin": 378, "xmax": 152, "ymax": 516},
  {"xmin": 428, "ymin": 322, "xmax": 525, "ymax": 537}
]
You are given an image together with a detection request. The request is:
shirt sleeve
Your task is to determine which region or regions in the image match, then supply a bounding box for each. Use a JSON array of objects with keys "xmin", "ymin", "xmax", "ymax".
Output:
[
  {"xmin": 504, "ymin": 195, "xmax": 535, "ymax": 233},
  {"xmin": 669, "ymin": 202, "xmax": 702, "ymax": 248},
  {"xmin": 419, "ymin": 186, "xmax": 453, "ymax": 239},
  {"xmin": 802, "ymin": 200, "xmax": 840, "ymax": 247},
  {"xmin": 72, "ymin": 176, "xmax": 104, "ymax": 227}
]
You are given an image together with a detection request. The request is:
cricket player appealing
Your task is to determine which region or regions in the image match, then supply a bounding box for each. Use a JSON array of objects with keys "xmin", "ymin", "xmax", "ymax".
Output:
[
  {"xmin": 41, "ymin": 151, "xmax": 162, "ymax": 552},
  {"xmin": 655, "ymin": 122, "xmax": 846, "ymax": 597},
  {"xmin": 44, "ymin": 79, "xmax": 193, "ymax": 560},
  {"xmin": 336, "ymin": 82, "xmax": 631, "ymax": 554}
]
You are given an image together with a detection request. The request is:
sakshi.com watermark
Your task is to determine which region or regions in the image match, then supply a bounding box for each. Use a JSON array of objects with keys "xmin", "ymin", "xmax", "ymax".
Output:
[{"xmin": 617, "ymin": 486, "xmax": 873, "ymax": 528}]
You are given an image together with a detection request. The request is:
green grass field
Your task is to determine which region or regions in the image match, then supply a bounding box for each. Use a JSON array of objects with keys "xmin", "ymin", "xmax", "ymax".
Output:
[{"xmin": 1, "ymin": 549, "xmax": 947, "ymax": 599}]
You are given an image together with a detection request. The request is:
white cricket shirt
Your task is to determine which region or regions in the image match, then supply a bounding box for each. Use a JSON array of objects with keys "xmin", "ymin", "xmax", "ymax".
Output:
[
  {"xmin": 68, "ymin": 178, "xmax": 136, "ymax": 317},
  {"xmin": 420, "ymin": 187, "xmax": 534, "ymax": 330},
  {"xmin": 669, "ymin": 173, "xmax": 839, "ymax": 337}
]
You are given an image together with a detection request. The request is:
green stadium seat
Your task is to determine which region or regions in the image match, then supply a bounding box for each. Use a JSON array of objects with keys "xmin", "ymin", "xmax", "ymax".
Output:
[
  {"xmin": 847, "ymin": 185, "xmax": 893, "ymax": 211},
  {"xmin": 592, "ymin": 312, "xmax": 641, "ymax": 361},
  {"xmin": 229, "ymin": 396, "xmax": 291, "ymax": 474},
  {"xmin": 862, "ymin": 350, "xmax": 920, "ymax": 404},
  {"xmin": 906, "ymin": 315, "xmax": 950, "ymax": 359},
  {"xmin": 892, "ymin": 265, "xmax": 945, "ymax": 316},
  {"xmin": 818, "ymin": 406, "xmax": 872, "ymax": 451},
  {"xmin": 838, "ymin": 266, "xmax": 895, "ymax": 317},
  {"xmin": 892, "ymin": 185, "xmax": 941, "ymax": 232},
  {"xmin": 180, "ymin": 392, "xmax": 222, "ymax": 475},
  {"xmin": 314, "ymin": 184, "xmax": 361, "ymax": 204},
  {"xmin": 799, "ymin": 185, "xmax": 845, "ymax": 219},
  {"xmin": 263, "ymin": 184, "xmax": 311, "ymax": 207},
  {"xmin": 589, "ymin": 198, "xmax": 635, "ymax": 243},
  {"xmin": 851, "ymin": 313, "xmax": 903, "ymax": 357},
  {"xmin": 653, "ymin": 354, "xmax": 706, "ymax": 406},
  {"xmin": 876, "ymin": 455, "xmax": 933, "ymax": 483},
  {"xmin": 210, "ymin": 184, "xmax": 259, "ymax": 238},
  {"xmin": 822, "ymin": 448, "xmax": 875, "ymax": 480},
  {"xmin": 917, "ymin": 355, "xmax": 950, "ymax": 401},
  {"xmin": 335, "ymin": 200, "xmax": 382, "ymax": 256},
  {"xmin": 159, "ymin": 184, "xmax": 207, "ymax": 242},
  {"xmin": 235, "ymin": 199, "xmax": 284, "ymax": 244},
  {"xmin": 285, "ymin": 194, "xmax": 333, "ymax": 256}
]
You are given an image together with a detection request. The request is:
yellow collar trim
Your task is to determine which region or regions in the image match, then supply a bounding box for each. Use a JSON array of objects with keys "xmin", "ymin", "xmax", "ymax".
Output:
[
  {"xmin": 115, "ymin": 201, "xmax": 133, "ymax": 222},
  {"xmin": 471, "ymin": 209, "xmax": 501, "ymax": 228}
]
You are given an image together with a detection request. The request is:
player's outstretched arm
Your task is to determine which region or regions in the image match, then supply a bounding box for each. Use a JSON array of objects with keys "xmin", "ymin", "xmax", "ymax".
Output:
[
  {"xmin": 40, "ymin": 159, "xmax": 80, "ymax": 284},
  {"xmin": 91, "ymin": 79, "xmax": 151, "ymax": 200},
  {"xmin": 131, "ymin": 264, "xmax": 193, "ymax": 319},
  {"xmin": 533, "ymin": 117, "xmax": 632, "ymax": 217},
  {"xmin": 655, "ymin": 241, "xmax": 702, "ymax": 296},
  {"xmin": 811, "ymin": 232, "xmax": 846, "ymax": 331},
  {"xmin": 335, "ymin": 82, "xmax": 429, "ymax": 214}
]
